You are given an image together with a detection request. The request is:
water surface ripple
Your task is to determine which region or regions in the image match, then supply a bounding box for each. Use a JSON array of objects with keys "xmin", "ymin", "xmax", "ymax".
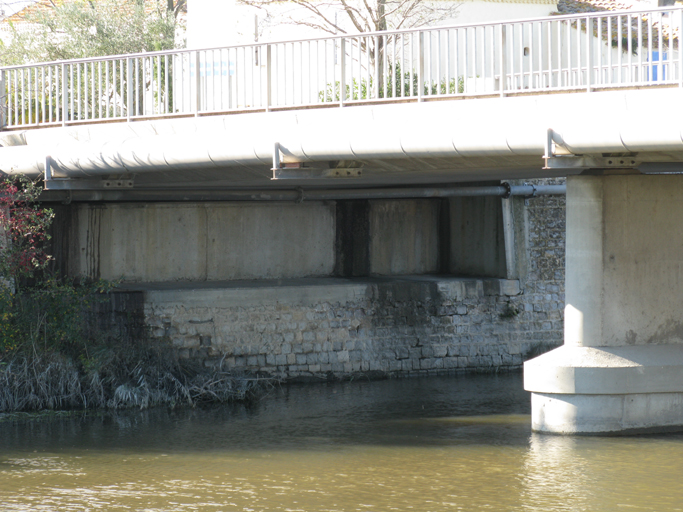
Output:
[{"xmin": 1, "ymin": 373, "xmax": 682, "ymax": 511}]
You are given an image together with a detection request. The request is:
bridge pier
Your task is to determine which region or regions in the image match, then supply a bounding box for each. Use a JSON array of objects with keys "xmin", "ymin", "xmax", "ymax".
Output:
[{"xmin": 525, "ymin": 174, "xmax": 683, "ymax": 434}]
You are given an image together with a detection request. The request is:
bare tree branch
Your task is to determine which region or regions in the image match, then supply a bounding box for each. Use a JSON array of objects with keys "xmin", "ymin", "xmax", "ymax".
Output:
[{"xmin": 238, "ymin": 0, "xmax": 460, "ymax": 35}]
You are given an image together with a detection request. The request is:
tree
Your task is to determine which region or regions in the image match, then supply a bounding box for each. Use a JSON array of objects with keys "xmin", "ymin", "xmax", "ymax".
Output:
[
  {"xmin": 0, "ymin": 176, "xmax": 53, "ymax": 285},
  {"xmin": 239, "ymin": 0, "xmax": 460, "ymax": 97},
  {"xmin": 240, "ymin": 0, "xmax": 459, "ymax": 35},
  {"xmin": 0, "ymin": 0, "xmax": 186, "ymax": 66}
]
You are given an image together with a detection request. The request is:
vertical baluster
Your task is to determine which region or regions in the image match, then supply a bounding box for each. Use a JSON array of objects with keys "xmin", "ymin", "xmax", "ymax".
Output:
[
  {"xmin": 164, "ymin": 55, "xmax": 169, "ymax": 114},
  {"xmin": 96, "ymin": 61, "xmax": 100, "ymax": 118},
  {"xmin": 597, "ymin": 16, "xmax": 603, "ymax": 85},
  {"xmin": 105, "ymin": 61, "xmax": 109, "ymax": 118},
  {"xmin": 626, "ymin": 14, "xmax": 634, "ymax": 84},
  {"xmin": 40, "ymin": 67, "xmax": 45, "ymax": 123},
  {"xmin": 454, "ymin": 29, "xmax": 460, "ymax": 94},
  {"xmin": 48, "ymin": 67, "xmax": 53, "ymax": 123},
  {"xmin": 576, "ymin": 18, "xmax": 582, "ymax": 86},
  {"xmin": 587, "ymin": 17, "xmax": 593, "ymax": 91},
  {"xmin": 265, "ymin": 44, "xmax": 272, "ymax": 110},
  {"xmin": 548, "ymin": 20, "xmax": 554, "ymax": 88},
  {"xmin": 27, "ymin": 67, "xmax": 32, "ymax": 124},
  {"xmin": 0, "ymin": 70, "xmax": 5, "ymax": 129},
  {"xmin": 194, "ymin": 51, "xmax": 200, "ymax": 114},
  {"xmin": 647, "ymin": 12, "xmax": 653, "ymax": 81},
  {"xmin": 119, "ymin": 60, "xmax": 124, "ymax": 117},
  {"xmin": 608, "ymin": 16, "xmax": 613, "ymax": 84},
  {"xmin": 14, "ymin": 70, "xmax": 19, "ymax": 126},
  {"xmin": 61, "ymin": 64, "xmax": 67, "ymax": 125},
  {"xmin": 446, "ymin": 29, "xmax": 451, "ymax": 94},
  {"xmin": 382, "ymin": 34, "xmax": 388, "ymax": 99},
  {"xmin": 82, "ymin": 62, "xmax": 87, "ymax": 119},
  {"xmin": 464, "ymin": 27, "xmax": 469, "ymax": 94},
  {"xmin": 340, "ymin": 37, "xmax": 346, "ymax": 106},
  {"xmin": 441, "ymin": 29, "xmax": 446, "ymax": 95},
  {"xmin": 565, "ymin": 20, "xmax": 571, "ymax": 86},
  {"xmin": 618, "ymin": 16, "xmax": 623, "ymax": 84},
  {"xmin": 679, "ymin": 9, "xmax": 683, "ymax": 86},
  {"xmin": 636, "ymin": 14, "xmax": 642, "ymax": 83},
  {"xmin": 658, "ymin": 11, "xmax": 664, "ymax": 81},
  {"xmin": 409, "ymin": 33, "xmax": 414, "ymax": 97}
]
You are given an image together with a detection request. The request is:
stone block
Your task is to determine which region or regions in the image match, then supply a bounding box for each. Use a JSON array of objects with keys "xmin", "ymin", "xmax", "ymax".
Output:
[{"xmin": 433, "ymin": 345, "xmax": 448, "ymax": 358}]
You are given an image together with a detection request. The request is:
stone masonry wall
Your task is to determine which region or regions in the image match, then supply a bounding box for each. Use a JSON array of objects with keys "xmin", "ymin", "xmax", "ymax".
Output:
[
  {"xmin": 144, "ymin": 278, "xmax": 553, "ymax": 380},
  {"xmin": 511, "ymin": 177, "xmax": 566, "ymax": 357}
]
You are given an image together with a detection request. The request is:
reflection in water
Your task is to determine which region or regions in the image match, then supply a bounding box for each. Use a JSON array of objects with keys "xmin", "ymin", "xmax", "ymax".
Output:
[
  {"xmin": 0, "ymin": 373, "xmax": 682, "ymax": 511},
  {"xmin": 523, "ymin": 433, "xmax": 683, "ymax": 512}
]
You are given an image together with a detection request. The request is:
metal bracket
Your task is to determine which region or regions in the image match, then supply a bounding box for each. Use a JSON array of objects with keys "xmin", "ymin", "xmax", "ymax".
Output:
[
  {"xmin": 271, "ymin": 142, "xmax": 363, "ymax": 180},
  {"xmin": 544, "ymin": 156, "xmax": 639, "ymax": 171},
  {"xmin": 543, "ymin": 129, "xmax": 639, "ymax": 171},
  {"xmin": 44, "ymin": 156, "xmax": 134, "ymax": 190}
]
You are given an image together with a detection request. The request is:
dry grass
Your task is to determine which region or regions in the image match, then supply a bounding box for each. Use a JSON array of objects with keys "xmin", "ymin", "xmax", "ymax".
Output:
[{"xmin": 0, "ymin": 347, "xmax": 272, "ymax": 413}]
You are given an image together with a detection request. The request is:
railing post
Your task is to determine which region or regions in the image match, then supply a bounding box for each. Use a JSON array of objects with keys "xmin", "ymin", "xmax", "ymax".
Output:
[
  {"xmin": 374, "ymin": 35, "xmax": 380, "ymax": 99},
  {"xmin": 499, "ymin": 24, "xmax": 507, "ymax": 97},
  {"xmin": 586, "ymin": 17, "xmax": 593, "ymax": 92},
  {"xmin": 418, "ymin": 31, "xmax": 424, "ymax": 102},
  {"xmin": 126, "ymin": 58, "xmax": 133, "ymax": 122},
  {"xmin": 0, "ymin": 70, "xmax": 5, "ymax": 129},
  {"xmin": 266, "ymin": 44, "xmax": 272, "ymax": 111},
  {"xmin": 61, "ymin": 63, "xmax": 67, "ymax": 126},
  {"xmin": 679, "ymin": 9, "xmax": 683, "ymax": 87},
  {"xmin": 194, "ymin": 51, "xmax": 201, "ymax": 116},
  {"xmin": 340, "ymin": 37, "xmax": 346, "ymax": 107}
]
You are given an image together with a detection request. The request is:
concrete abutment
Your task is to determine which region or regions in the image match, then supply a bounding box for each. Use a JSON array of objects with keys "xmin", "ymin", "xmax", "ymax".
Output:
[
  {"xmin": 525, "ymin": 174, "xmax": 683, "ymax": 434},
  {"xmin": 47, "ymin": 186, "xmax": 565, "ymax": 380}
]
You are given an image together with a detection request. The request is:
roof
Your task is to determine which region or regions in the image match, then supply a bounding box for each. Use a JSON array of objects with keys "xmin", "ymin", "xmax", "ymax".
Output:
[
  {"xmin": 557, "ymin": 0, "xmax": 638, "ymax": 13},
  {"xmin": 554, "ymin": 0, "xmax": 680, "ymax": 47},
  {"xmin": 1, "ymin": 0, "xmax": 186, "ymax": 25}
]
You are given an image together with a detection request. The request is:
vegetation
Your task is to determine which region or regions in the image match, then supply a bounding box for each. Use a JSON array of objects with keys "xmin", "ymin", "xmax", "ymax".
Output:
[
  {"xmin": 0, "ymin": 176, "xmax": 268, "ymax": 413},
  {"xmin": 320, "ymin": 63, "xmax": 464, "ymax": 102},
  {"xmin": 0, "ymin": 0, "xmax": 185, "ymax": 66}
]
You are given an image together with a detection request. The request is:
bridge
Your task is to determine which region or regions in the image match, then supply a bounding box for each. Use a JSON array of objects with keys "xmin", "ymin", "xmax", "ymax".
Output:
[{"xmin": 2, "ymin": 5, "xmax": 683, "ymax": 434}]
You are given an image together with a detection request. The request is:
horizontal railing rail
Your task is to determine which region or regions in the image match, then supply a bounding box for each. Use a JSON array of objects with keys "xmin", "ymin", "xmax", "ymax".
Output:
[{"xmin": 1, "ymin": 6, "xmax": 681, "ymax": 129}]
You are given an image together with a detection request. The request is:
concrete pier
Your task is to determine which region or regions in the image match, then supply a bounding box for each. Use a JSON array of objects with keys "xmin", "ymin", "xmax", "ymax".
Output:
[{"xmin": 525, "ymin": 174, "xmax": 683, "ymax": 434}]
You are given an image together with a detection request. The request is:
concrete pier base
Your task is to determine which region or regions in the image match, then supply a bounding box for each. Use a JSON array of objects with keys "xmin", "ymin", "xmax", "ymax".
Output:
[
  {"xmin": 525, "ymin": 174, "xmax": 683, "ymax": 434},
  {"xmin": 526, "ymin": 345, "xmax": 683, "ymax": 433}
]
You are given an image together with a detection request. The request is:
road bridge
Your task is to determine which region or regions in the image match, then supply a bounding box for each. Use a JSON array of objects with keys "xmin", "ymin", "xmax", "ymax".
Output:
[{"xmin": 2, "ymin": 6, "xmax": 683, "ymax": 433}]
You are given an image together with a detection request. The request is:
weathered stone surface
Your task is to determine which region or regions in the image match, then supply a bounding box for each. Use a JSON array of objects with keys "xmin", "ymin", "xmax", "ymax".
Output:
[{"xmin": 135, "ymin": 179, "xmax": 566, "ymax": 380}]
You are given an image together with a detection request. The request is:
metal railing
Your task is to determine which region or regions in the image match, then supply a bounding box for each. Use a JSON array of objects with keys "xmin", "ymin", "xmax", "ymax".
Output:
[{"xmin": 1, "ymin": 6, "xmax": 681, "ymax": 129}]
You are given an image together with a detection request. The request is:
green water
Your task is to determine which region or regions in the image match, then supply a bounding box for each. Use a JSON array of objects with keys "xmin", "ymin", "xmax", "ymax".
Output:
[{"xmin": 1, "ymin": 373, "xmax": 682, "ymax": 511}]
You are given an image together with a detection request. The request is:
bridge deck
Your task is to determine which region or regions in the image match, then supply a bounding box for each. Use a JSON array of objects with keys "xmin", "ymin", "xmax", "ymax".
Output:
[{"xmin": 1, "ymin": 6, "xmax": 682, "ymax": 190}]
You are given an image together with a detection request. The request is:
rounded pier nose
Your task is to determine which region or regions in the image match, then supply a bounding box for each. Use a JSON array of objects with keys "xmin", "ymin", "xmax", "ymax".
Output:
[{"xmin": 524, "ymin": 345, "xmax": 683, "ymax": 434}]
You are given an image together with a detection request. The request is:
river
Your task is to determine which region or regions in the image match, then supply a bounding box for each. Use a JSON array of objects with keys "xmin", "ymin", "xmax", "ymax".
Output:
[{"xmin": 0, "ymin": 373, "xmax": 682, "ymax": 511}]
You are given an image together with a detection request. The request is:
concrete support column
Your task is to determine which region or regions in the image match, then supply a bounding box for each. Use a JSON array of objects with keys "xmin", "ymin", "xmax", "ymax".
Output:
[{"xmin": 525, "ymin": 174, "xmax": 683, "ymax": 434}]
